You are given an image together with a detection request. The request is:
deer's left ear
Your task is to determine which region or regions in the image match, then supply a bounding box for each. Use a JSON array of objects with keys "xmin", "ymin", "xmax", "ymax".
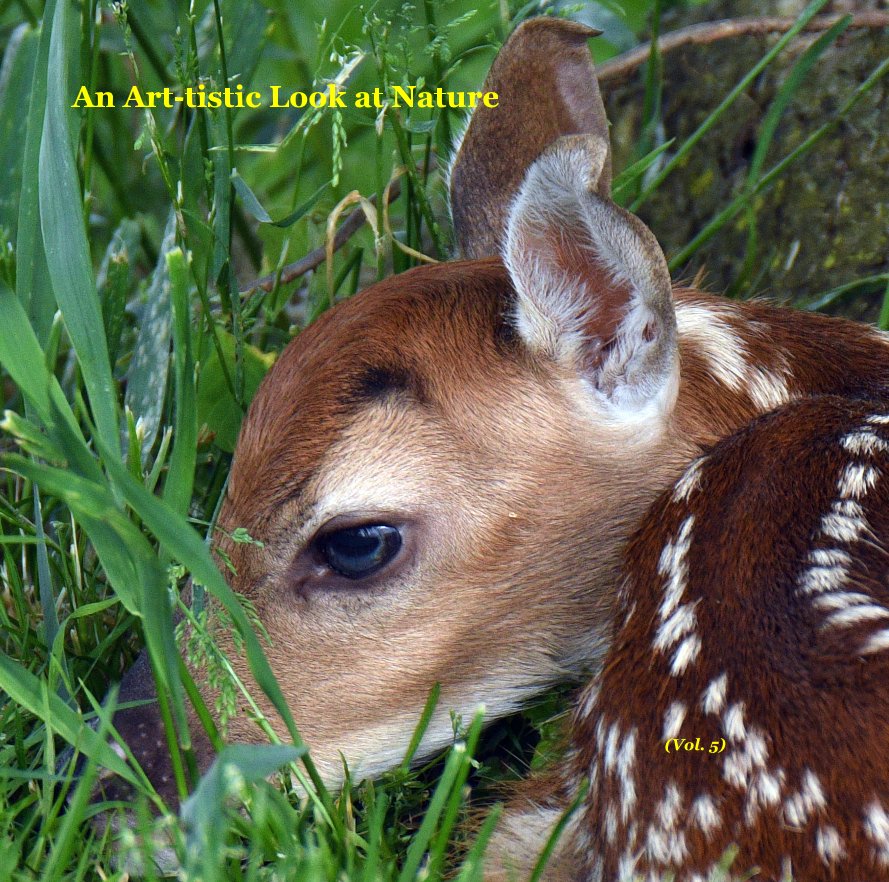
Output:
[
  {"xmin": 504, "ymin": 135, "xmax": 678, "ymax": 418},
  {"xmin": 449, "ymin": 18, "xmax": 607, "ymax": 259}
]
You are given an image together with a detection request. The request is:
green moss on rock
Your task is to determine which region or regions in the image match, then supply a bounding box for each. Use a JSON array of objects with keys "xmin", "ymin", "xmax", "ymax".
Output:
[{"xmin": 604, "ymin": 20, "xmax": 889, "ymax": 319}]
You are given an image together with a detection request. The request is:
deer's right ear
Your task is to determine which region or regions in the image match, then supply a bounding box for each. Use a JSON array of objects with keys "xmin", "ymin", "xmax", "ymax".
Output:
[
  {"xmin": 449, "ymin": 18, "xmax": 609, "ymax": 258},
  {"xmin": 504, "ymin": 136, "xmax": 678, "ymax": 422}
]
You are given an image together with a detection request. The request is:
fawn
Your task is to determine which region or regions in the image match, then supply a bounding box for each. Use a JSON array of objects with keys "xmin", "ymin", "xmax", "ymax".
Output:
[{"xmin": 100, "ymin": 16, "xmax": 889, "ymax": 881}]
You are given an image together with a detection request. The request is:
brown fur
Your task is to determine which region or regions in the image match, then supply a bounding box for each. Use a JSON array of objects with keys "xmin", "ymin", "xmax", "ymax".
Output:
[{"xmin": 573, "ymin": 395, "xmax": 889, "ymax": 879}]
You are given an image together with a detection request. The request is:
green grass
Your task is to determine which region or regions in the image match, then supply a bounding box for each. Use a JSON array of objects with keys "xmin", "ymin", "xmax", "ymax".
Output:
[{"xmin": 0, "ymin": 0, "xmax": 887, "ymax": 879}]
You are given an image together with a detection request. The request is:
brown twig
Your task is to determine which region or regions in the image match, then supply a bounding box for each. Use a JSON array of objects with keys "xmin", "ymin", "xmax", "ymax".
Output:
[
  {"xmin": 597, "ymin": 12, "xmax": 889, "ymax": 85},
  {"xmin": 239, "ymin": 178, "xmax": 404, "ymax": 296}
]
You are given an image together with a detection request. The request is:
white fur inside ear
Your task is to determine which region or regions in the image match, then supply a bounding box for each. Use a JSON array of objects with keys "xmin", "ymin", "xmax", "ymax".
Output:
[{"xmin": 504, "ymin": 140, "xmax": 678, "ymax": 418}]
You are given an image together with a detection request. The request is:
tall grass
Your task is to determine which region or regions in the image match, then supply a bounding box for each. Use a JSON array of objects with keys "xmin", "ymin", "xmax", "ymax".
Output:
[{"xmin": 0, "ymin": 0, "xmax": 887, "ymax": 879}]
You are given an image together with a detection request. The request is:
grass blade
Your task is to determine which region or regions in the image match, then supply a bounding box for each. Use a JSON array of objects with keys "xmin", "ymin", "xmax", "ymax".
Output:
[
  {"xmin": 880, "ymin": 276, "xmax": 889, "ymax": 331},
  {"xmin": 124, "ymin": 213, "xmax": 175, "ymax": 462},
  {"xmin": 39, "ymin": 0, "xmax": 118, "ymax": 453},
  {"xmin": 163, "ymin": 248, "xmax": 198, "ymax": 516},
  {"xmin": 396, "ymin": 709, "xmax": 484, "ymax": 882},
  {"xmin": 14, "ymin": 13, "xmax": 55, "ymax": 344},
  {"xmin": 527, "ymin": 780, "xmax": 588, "ymax": 882},
  {"xmin": 630, "ymin": 0, "xmax": 832, "ymax": 211},
  {"xmin": 0, "ymin": 649, "xmax": 137, "ymax": 787},
  {"xmin": 0, "ymin": 24, "xmax": 39, "ymax": 232},
  {"xmin": 452, "ymin": 802, "xmax": 502, "ymax": 882}
]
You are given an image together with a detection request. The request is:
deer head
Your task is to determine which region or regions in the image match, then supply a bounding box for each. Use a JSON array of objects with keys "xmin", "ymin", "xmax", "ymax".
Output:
[{"xmin": 201, "ymin": 17, "xmax": 693, "ymax": 788}]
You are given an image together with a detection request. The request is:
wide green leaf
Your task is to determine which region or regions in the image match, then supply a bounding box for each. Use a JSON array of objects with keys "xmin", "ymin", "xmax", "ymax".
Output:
[
  {"xmin": 0, "ymin": 24, "xmax": 39, "ymax": 234},
  {"xmin": 39, "ymin": 0, "xmax": 118, "ymax": 453},
  {"xmin": 0, "ymin": 282, "xmax": 99, "ymax": 481},
  {"xmin": 15, "ymin": 12, "xmax": 54, "ymax": 344},
  {"xmin": 124, "ymin": 212, "xmax": 176, "ymax": 461}
]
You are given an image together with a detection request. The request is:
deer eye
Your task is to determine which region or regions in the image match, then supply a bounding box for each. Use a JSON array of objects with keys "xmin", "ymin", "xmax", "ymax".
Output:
[{"xmin": 316, "ymin": 525, "xmax": 402, "ymax": 579}]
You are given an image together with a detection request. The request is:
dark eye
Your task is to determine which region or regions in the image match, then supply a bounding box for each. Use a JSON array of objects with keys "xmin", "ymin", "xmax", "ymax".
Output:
[{"xmin": 316, "ymin": 525, "xmax": 402, "ymax": 580}]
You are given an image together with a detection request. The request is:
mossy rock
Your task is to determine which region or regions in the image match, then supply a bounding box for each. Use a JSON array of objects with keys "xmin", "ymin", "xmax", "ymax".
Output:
[{"xmin": 602, "ymin": 4, "xmax": 889, "ymax": 319}]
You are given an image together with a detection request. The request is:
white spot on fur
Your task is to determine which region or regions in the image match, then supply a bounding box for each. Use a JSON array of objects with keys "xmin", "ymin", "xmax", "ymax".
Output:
[
  {"xmin": 821, "ymin": 601, "xmax": 889, "ymax": 629},
  {"xmin": 588, "ymin": 762, "xmax": 600, "ymax": 797},
  {"xmin": 842, "ymin": 431, "xmax": 889, "ymax": 457},
  {"xmin": 653, "ymin": 515, "xmax": 702, "ymax": 676},
  {"xmin": 867, "ymin": 413, "xmax": 889, "ymax": 425},
  {"xmin": 654, "ymin": 602, "xmax": 698, "ymax": 653},
  {"xmin": 595, "ymin": 717, "xmax": 607, "ymax": 751},
  {"xmin": 798, "ymin": 564, "xmax": 848, "ymax": 595},
  {"xmin": 744, "ymin": 766, "xmax": 786, "ymax": 825},
  {"xmin": 617, "ymin": 727, "xmax": 638, "ymax": 822},
  {"xmin": 670, "ymin": 634, "xmax": 702, "ymax": 675},
  {"xmin": 864, "ymin": 801, "xmax": 889, "ymax": 865},
  {"xmin": 861, "ymin": 629, "xmax": 889, "ymax": 655},
  {"xmin": 644, "ymin": 822, "xmax": 687, "ymax": 864},
  {"xmin": 617, "ymin": 850, "xmax": 638, "ymax": 882},
  {"xmin": 674, "ymin": 302, "xmax": 790, "ymax": 412},
  {"xmin": 675, "ymin": 305, "xmax": 748, "ymax": 391},
  {"xmin": 672, "ymin": 457, "xmax": 705, "ymax": 503},
  {"xmin": 605, "ymin": 801, "xmax": 619, "ymax": 844},
  {"xmin": 816, "ymin": 824, "xmax": 845, "ymax": 863},
  {"xmin": 657, "ymin": 515, "xmax": 695, "ymax": 620},
  {"xmin": 656, "ymin": 782, "xmax": 683, "ymax": 830},
  {"xmin": 745, "ymin": 366, "xmax": 791, "ymax": 412},
  {"xmin": 579, "ymin": 685, "xmax": 600, "ymax": 720},
  {"xmin": 813, "ymin": 591, "xmax": 873, "ymax": 611},
  {"xmin": 783, "ymin": 769, "xmax": 827, "ymax": 828},
  {"xmin": 837, "ymin": 462, "xmax": 879, "ymax": 499},
  {"xmin": 646, "ymin": 827, "xmax": 688, "ymax": 868},
  {"xmin": 690, "ymin": 794, "xmax": 721, "ymax": 836},
  {"xmin": 820, "ymin": 499, "xmax": 868, "ymax": 544},
  {"xmin": 662, "ymin": 702, "xmax": 687, "ymax": 741},
  {"xmin": 701, "ymin": 673, "xmax": 728, "ymax": 715},
  {"xmin": 723, "ymin": 702, "xmax": 747, "ymax": 743},
  {"xmin": 809, "ymin": 548, "xmax": 853, "ymax": 568},
  {"xmin": 723, "ymin": 727, "xmax": 769, "ymax": 790},
  {"xmin": 604, "ymin": 721, "xmax": 621, "ymax": 773}
]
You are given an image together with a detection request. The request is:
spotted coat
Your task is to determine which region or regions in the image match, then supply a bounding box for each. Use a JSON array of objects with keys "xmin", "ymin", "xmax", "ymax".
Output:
[{"xmin": 573, "ymin": 395, "xmax": 889, "ymax": 881}]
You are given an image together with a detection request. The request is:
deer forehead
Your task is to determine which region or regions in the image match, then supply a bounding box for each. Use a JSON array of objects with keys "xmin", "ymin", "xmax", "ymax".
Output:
[
  {"xmin": 271, "ymin": 403, "xmax": 520, "ymax": 553},
  {"xmin": 225, "ymin": 258, "xmax": 673, "ymax": 545},
  {"xmin": 226, "ymin": 261, "xmax": 514, "ymax": 516}
]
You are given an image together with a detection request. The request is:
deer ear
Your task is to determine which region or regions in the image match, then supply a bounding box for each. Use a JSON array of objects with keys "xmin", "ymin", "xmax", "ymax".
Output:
[
  {"xmin": 504, "ymin": 136, "xmax": 678, "ymax": 418},
  {"xmin": 449, "ymin": 18, "xmax": 609, "ymax": 259}
]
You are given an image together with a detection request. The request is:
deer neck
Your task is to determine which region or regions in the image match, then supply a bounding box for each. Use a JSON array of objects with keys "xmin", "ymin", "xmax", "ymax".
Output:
[{"xmin": 671, "ymin": 288, "xmax": 889, "ymax": 453}]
